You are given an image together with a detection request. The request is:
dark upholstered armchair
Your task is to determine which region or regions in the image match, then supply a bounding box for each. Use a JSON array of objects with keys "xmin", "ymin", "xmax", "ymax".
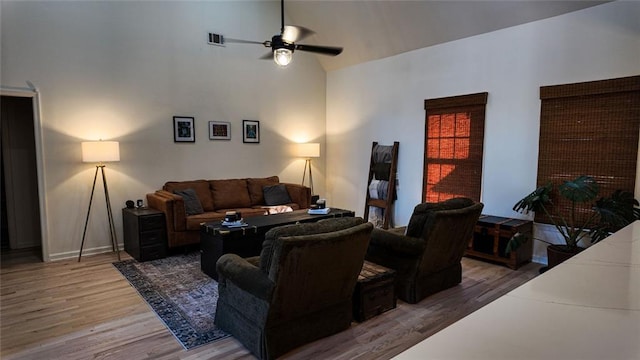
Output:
[
  {"xmin": 365, "ymin": 198, "xmax": 483, "ymax": 304},
  {"xmin": 214, "ymin": 217, "xmax": 373, "ymax": 360}
]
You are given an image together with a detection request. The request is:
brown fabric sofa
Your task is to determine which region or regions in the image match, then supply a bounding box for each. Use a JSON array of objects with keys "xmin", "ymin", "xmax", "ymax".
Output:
[{"xmin": 146, "ymin": 176, "xmax": 311, "ymax": 248}]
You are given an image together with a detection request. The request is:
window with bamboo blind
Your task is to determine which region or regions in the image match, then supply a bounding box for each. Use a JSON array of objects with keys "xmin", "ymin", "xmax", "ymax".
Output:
[
  {"xmin": 536, "ymin": 75, "xmax": 640, "ymax": 225},
  {"xmin": 423, "ymin": 92, "xmax": 487, "ymax": 203}
]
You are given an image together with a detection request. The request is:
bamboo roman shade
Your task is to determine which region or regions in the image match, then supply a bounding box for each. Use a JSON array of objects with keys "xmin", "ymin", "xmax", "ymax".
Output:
[
  {"xmin": 423, "ymin": 92, "xmax": 487, "ymax": 202},
  {"xmin": 537, "ymin": 75, "xmax": 640, "ymax": 225}
]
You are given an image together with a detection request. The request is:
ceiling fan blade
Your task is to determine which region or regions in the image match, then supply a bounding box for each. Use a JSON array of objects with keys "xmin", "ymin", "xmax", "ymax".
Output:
[
  {"xmin": 295, "ymin": 44, "xmax": 343, "ymax": 56},
  {"xmin": 224, "ymin": 37, "xmax": 268, "ymax": 46},
  {"xmin": 282, "ymin": 25, "xmax": 315, "ymax": 43}
]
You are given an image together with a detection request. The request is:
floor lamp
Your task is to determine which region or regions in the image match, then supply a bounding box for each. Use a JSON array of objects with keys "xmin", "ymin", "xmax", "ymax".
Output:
[
  {"xmin": 296, "ymin": 143, "xmax": 320, "ymax": 197},
  {"xmin": 78, "ymin": 140, "xmax": 121, "ymax": 262}
]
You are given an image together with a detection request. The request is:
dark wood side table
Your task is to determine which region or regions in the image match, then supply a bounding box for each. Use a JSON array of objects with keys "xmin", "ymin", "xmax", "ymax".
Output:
[
  {"xmin": 122, "ymin": 207, "xmax": 167, "ymax": 262},
  {"xmin": 465, "ymin": 215, "xmax": 533, "ymax": 269},
  {"xmin": 353, "ymin": 260, "xmax": 397, "ymax": 322}
]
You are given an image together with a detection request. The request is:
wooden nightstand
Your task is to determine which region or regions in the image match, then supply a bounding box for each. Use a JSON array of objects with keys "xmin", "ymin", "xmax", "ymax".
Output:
[{"xmin": 122, "ymin": 207, "xmax": 167, "ymax": 262}]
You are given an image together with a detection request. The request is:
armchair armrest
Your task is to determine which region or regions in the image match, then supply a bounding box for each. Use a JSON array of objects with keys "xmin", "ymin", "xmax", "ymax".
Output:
[
  {"xmin": 369, "ymin": 228, "xmax": 426, "ymax": 256},
  {"xmin": 245, "ymin": 256, "xmax": 260, "ymax": 267},
  {"xmin": 217, "ymin": 254, "xmax": 275, "ymax": 301},
  {"xmin": 283, "ymin": 183, "xmax": 311, "ymax": 208},
  {"xmin": 147, "ymin": 190, "xmax": 186, "ymax": 231}
]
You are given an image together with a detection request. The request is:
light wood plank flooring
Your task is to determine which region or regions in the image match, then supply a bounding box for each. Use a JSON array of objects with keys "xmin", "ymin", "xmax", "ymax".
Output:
[{"xmin": 1, "ymin": 252, "xmax": 539, "ymax": 359}]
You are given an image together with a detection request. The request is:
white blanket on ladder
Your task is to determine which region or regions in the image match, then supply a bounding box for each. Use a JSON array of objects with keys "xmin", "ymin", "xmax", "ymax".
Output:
[{"xmin": 368, "ymin": 178, "xmax": 389, "ymax": 228}]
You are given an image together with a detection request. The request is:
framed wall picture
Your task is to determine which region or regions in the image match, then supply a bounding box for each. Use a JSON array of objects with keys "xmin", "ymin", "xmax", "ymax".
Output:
[
  {"xmin": 209, "ymin": 121, "xmax": 231, "ymax": 140},
  {"xmin": 173, "ymin": 116, "xmax": 195, "ymax": 142},
  {"xmin": 243, "ymin": 120, "xmax": 260, "ymax": 143}
]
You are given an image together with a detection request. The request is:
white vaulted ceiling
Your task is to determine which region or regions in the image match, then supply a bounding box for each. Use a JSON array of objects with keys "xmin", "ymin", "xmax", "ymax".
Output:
[{"xmin": 282, "ymin": 0, "xmax": 609, "ymax": 71}]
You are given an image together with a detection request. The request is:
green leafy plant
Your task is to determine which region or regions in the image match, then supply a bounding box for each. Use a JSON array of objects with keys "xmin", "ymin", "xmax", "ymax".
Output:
[{"xmin": 506, "ymin": 175, "xmax": 640, "ymax": 253}]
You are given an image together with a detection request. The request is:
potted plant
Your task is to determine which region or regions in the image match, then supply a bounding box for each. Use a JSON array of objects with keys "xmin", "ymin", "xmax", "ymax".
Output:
[{"xmin": 507, "ymin": 175, "xmax": 640, "ymax": 269}]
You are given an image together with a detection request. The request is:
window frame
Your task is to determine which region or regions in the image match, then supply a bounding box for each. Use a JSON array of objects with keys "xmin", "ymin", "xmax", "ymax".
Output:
[
  {"xmin": 423, "ymin": 92, "xmax": 487, "ymax": 203},
  {"xmin": 536, "ymin": 75, "xmax": 640, "ymax": 225}
]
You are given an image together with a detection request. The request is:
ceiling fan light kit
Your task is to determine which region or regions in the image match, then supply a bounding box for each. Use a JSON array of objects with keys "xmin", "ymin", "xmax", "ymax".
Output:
[
  {"xmin": 219, "ymin": 0, "xmax": 343, "ymax": 67},
  {"xmin": 274, "ymin": 48, "xmax": 293, "ymax": 66}
]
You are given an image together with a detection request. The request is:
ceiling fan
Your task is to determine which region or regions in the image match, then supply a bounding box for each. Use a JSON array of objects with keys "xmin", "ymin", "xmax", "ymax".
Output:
[{"xmin": 224, "ymin": 0, "xmax": 343, "ymax": 66}]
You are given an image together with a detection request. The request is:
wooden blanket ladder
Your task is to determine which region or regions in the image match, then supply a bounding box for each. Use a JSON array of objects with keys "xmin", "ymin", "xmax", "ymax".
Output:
[{"xmin": 364, "ymin": 141, "xmax": 399, "ymax": 229}]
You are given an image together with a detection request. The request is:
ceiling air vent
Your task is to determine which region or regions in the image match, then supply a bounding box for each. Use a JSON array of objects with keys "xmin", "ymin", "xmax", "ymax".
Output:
[{"xmin": 208, "ymin": 33, "xmax": 225, "ymax": 46}]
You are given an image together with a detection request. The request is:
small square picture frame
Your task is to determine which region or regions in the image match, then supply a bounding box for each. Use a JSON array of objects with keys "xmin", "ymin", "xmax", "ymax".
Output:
[
  {"xmin": 243, "ymin": 120, "xmax": 260, "ymax": 143},
  {"xmin": 173, "ymin": 116, "xmax": 195, "ymax": 142},
  {"xmin": 208, "ymin": 121, "xmax": 231, "ymax": 140}
]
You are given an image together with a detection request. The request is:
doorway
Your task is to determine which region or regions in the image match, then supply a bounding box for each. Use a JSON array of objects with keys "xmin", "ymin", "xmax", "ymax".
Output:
[{"xmin": 1, "ymin": 95, "xmax": 43, "ymax": 264}]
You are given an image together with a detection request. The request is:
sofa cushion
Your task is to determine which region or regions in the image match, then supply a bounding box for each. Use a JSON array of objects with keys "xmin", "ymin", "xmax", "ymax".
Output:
[
  {"xmin": 247, "ymin": 176, "xmax": 280, "ymax": 206},
  {"xmin": 253, "ymin": 203, "xmax": 301, "ymax": 212},
  {"xmin": 261, "ymin": 205, "xmax": 294, "ymax": 214},
  {"xmin": 164, "ymin": 180, "xmax": 214, "ymax": 211},
  {"xmin": 216, "ymin": 207, "xmax": 267, "ymax": 219},
  {"xmin": 263, "ymin": 184, "xmax": 293, "ymax": 206},
  {"xmin": 173, "ymin": 188, "xmax": 204, "ymax": 215},
  {"xmin": 185, "ymin": 212, "xmax": 225, "ymax": 231},
  {"xmin": 210, "ymin": 179, "xmax": 251, "ymax": 209}
]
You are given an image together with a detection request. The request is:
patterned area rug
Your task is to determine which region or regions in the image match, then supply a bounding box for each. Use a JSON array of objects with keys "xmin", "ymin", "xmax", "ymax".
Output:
[{"xmin": 113, "ymin": 252, "xmax": 229, "ymax": 349}]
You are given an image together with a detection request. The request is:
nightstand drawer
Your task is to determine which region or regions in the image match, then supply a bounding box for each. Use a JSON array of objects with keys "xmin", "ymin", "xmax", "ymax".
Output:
[
  {"xmin": 140, "ymin": 215, "xmax": 164, "ymax": 231},
  {"xmin": 140, "ymin": 230, "xmax": 165, "ymax": 246},
  {"xmin": 140, "ymin": 244, "xmax": 166, "ymax": 262}
]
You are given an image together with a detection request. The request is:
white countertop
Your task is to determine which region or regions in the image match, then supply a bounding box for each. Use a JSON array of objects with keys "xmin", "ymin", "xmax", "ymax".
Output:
[{"xmin": 394, "ymin": 221, "xmax": 640, "ymax": 360}]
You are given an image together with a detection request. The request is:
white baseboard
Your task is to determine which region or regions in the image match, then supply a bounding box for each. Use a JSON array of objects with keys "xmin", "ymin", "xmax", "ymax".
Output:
[{"xmin": 48, "ymin": 244, "xmax": 124, "ymax": 262}]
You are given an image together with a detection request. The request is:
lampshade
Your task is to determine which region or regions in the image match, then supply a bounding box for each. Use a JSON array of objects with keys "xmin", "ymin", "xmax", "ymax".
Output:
[
  {"xmin": 81, "ymin": 141, "xmax": 120, "ymax": 163},
  {"xmin": 274, "ymin": 48, "xmax": 293, "ymax": 66},
  {"xmin": 296, "ymin": 143, "xmax": 320, "ymax": 158}
]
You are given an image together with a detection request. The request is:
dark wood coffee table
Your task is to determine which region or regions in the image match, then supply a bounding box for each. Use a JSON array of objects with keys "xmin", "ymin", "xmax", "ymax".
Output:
[{"xmin": 200, "ymin": 208, "xmax": 355, "ymax": 280}]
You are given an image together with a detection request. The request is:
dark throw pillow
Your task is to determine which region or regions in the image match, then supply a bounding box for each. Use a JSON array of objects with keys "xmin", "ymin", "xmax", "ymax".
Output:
[
  {"xmin": 173, "ymin": 188, "xmax": 204, "ymax": 215},
  {"xmin": 263, "ymin": 184, "xmax": 292, "ymax": 206}
]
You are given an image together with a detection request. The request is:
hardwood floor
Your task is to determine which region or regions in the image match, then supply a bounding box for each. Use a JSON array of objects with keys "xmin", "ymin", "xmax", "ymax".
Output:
[{"xmin": 1, "ymin": 252, "xmax": 540, "ymax": 360}]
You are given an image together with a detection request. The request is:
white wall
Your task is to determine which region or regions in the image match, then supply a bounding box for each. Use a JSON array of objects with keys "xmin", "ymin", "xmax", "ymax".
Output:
[
  {"xmin": 1, "ymin": 1, "xmax": 328, "ymax": 260},
  {"xmin": 326, "ymin": 1, "xmax": 640, "ymax": 263}
]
